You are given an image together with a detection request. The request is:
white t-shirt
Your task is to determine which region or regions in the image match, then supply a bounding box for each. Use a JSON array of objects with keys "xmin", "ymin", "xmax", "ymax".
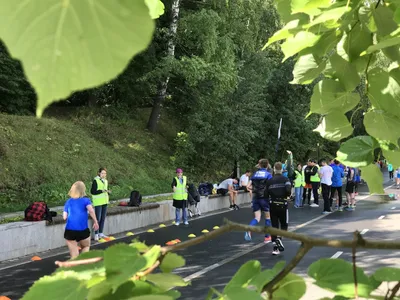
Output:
[
  {"xmin": 319, "ymin": 165, "xmax": 333, "ymax": 185},
  {"xmin": 218, "ymin": 178, "xmax": 233, "ymax": 190},
  {"xmin": 240, "ymin": 174, "xmax": 249, "ymax": 187}
]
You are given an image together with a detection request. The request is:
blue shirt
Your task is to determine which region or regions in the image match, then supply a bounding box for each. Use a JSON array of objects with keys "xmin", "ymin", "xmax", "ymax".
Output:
[
  {"xmin": 251, "ymin": 168, "xmax": 273, "ymax": 181},
  {"xmin": 282, "ymin": 163, "xmax": 288, "ymax": 177},
  {"xmin": 331, "ymin": 165, "xmax": 344, "ymax": 187},
  {"xmin": 64, "ymin": 197, "xmax": 92, "ymax": 231}
]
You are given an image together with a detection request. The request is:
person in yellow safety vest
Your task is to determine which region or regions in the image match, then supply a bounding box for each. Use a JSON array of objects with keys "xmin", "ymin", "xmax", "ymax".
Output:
[
  {"xmin": 171, "ymin": 168, "xmax": 189, "ymax": 226},
  {"xmin": 309, "ymin": 159, "xmax": 320, "ymax": 207},
  {"xmin": 90, "ymin": 167, "xmax": 111, "ymax": 241},
  {"xmin": 293, "ymin": 163, "xmax": 305, "ymax": 208}
]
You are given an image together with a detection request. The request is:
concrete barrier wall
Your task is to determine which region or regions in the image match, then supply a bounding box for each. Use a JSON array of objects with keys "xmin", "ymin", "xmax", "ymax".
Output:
[{"xmin": 0, "ymin": 192, "xmax": 251, "ymax": 262}]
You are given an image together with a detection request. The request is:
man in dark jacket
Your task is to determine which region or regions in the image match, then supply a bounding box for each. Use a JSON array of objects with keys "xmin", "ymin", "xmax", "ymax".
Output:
[{"xmin": 265, "ymin": 162, "xmax": 292, "ymax": 255}]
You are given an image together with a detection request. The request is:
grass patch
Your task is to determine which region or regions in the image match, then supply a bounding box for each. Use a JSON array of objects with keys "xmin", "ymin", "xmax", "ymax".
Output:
[{"xmin": 0, "ymin": 108, "xmax": 178, "ymax": 213}]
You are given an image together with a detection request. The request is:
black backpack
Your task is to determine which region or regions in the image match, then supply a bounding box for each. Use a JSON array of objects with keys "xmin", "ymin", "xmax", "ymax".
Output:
[{"xmin": 129, "ymin": 190, "xmax": 142, "ymax": 207}]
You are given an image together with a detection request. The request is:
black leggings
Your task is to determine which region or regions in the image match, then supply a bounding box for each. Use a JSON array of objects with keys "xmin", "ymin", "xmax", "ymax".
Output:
[{"xmin": 270, "ymin": 202, "xmax": 288, "ymax": 242}]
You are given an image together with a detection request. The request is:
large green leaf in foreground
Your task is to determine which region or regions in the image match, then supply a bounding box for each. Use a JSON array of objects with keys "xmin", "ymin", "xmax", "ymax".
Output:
[{"xmin": 0, "ymin": 0, "xmax": 157, "ymax": 116}]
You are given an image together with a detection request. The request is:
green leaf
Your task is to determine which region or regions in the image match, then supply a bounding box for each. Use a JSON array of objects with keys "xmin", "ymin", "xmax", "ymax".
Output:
[
  {"xmin": 308, "ymin": 258, "xmax": 379, "ymax": 298},
  {"xmin": 224, "ymin": 287, "xmax": 264, "ymax": 300},
  {"xmin": 310, "ymin": 79, "xmax": 360, "ymax": 114},
  {"xmin": 364, "ymin": 110, "xmax": 400, "ymax": 145},
  {"xmin": 359, "ymin": 6, "xmax": 377, "ymax": 33},
  {"xmin": 22, "ymin": 271, "xmax": 88, "ymax": 300},
  {"xmin": 312, "ymin": 30, "xmax": 342, "ymax": 57},
  {"xmin": 130, "ymin": 240, "xmax": 150, "ymax": 253},
  {"xmin": 104, "ymin": 243, "xmax": 146, "ymax": 291},
  {"xmin": 305, "ymin": 7, "xmax": 351, "ymax": 29},
  {"xmin": 57, "ymin": 250, "xmax": 105, "ymax": 281},
  {"xmin": 146, "ymin": 273, "xmax": 188, "ymax": 291},
  {"xmin": 224, "ymin": 260, "xmax": 261, "ymax": 293},
  {"xmin": 373, "ymin": 267, "xmax": 400, "ymax": 281},
  {"xmin": 160, "ymin": 252, "xmax": 186, "ymax": 273},
  {"xmin": 291, "ymin": 54, "xmax": 326, "ymax": 84},
  {"xmin": 281, "ymin": 31, "xmax": 321, "ymax": 61},
  {"xmin": 368, "ymin": 68, "xmax": 400, "ymax": 117},
  {"xmin": 382, "ymin": 148, "xmax": 400, "ymax": 168},
  {"xmin": 144, "ymin": 0, "xmax": 165, "ymax": 19},
  {"xmin": 292, "ymin": 0, "xmax": 332, "ymax": 16},
  {"xmin": 248, "ymin": 261, "xmax": 285, "ymax": 293},
  {"xmin": 264, "ymin": 18, "xmax": 305, "ymax": 48},
  {"xmin": 363, "ymin": 36, "xmax": 400, "ymax": 55},
  {"xmin": 360, "ymin": 164, "xmax": 384, "ymax": 194},
  {"xmin": 273, "ymin": 273, "xmax": 307, "ymax": 300},
  {"xmin": 314, "ymin": 112, "xmax": 353, "ymax": 142},
  {"xmin": 372, "ymin": 5, "xmax": 400, "ymax": 62},
  {"xmin": 341, "ymin": 23, "xmax": 373, "ymax": 61},
  {"xmin": 336, "ymin": 136, "xmax": 379, "ymax": 167},
  {"xmin": 127, "ymin": 296, "xmax": 173, "ymax": 300},
  {"xmin": 0, "ymin": 0, "xmax": 155, "ymax": 116},
  {"xmin": 329, "ymin": 53, "xmax": 360, "ymax": 91},
  {"xmin": 394, "ymin": 7, "xmax": 400, "ymax": 23},
  {"xmin": 141, "ymin": 245, "xmax": 161, "ymax": 271}
]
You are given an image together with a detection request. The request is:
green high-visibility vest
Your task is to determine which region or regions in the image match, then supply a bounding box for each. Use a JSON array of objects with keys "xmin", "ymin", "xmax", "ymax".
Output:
[
  {"xmin": 310, "ymin": 165, "xmax": 320, "ymax": 182},
  {"xmin": 173, "ymin": 176, "xmax": 188, "ymax": 200},
  {"xmin": 92, "ymin": 177, "xmax": 109, "ymax": 206},
  {"xmin": 294, "ymin": 170, "xmax": 305, "ymax": 187}
]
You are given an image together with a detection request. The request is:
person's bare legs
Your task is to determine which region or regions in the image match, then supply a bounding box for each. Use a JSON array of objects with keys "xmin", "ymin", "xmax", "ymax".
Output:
[
  {"xmin": 66, "ymin": 240, "xmax": 79, "ymax": 259},
  {"xmin": 79, "ymin": 237, "xmax": 91, "ymax": 254}
]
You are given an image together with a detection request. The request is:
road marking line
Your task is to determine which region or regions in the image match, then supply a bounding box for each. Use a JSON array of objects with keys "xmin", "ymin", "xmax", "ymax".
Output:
[
  {"xmin": 182, "ymin": 212, "xmax": 334, "ymax": 282},
  {"xmin": 391, "ymin": 207, "xmax": 396, "ymax": 210},
  {"xmin": 378, "ymin": 215, "xmax": 385, "ymax": 220},
  {"xmin": 360, "ymin": 229, "xmax": 369, "ymax": 235},
  {"xmin": 331, "ymin": 251, "xmax": 343, "ymax": 259}
]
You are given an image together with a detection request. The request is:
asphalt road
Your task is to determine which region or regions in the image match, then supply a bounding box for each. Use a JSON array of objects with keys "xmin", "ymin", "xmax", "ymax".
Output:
[{"xmin": 1, "ymin": 175, "xmax": 399, "ymax": 300}]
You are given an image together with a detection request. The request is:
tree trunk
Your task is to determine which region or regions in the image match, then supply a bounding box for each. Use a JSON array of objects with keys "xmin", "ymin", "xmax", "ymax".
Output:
[{"xmin": 147, "ymin": 0, "xmax": 181, "ymax": 132}]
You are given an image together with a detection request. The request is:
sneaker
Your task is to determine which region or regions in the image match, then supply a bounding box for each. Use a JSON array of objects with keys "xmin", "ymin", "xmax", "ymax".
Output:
[
  {"xmin": 264, "ymin": 236, "xmax": 271, "ymax": 243},
  {"xmin": 175, "ymin": 222, "xmax": 180, "ymax": 226},
  {"xmin": 345, "ymin": 207, "xmax": 354, "ymax": 211},
  {"xmin": 94, "ymin": 234, "xmax": 99, "ymax": 241},
  {"xmin": 229, "ymin": 205, "xmax": 234, "ymax": 210},
  {"xmin": 99, "ymin": 233, "xmax": 108, "ymax": 238},
  {"xmin": 244, "ymin": 232, "xmax": 252, "ymax": 241},
  {"xmin": 338, "ymin": 206, "xmax": 343, "ymax": 212},
  {"xmin": 322, "ymin": 211, "xmax": 331, "ymax": 214},
  {"xmin": 184, "ymin": 221, "xmax": 189, "ymax": 225},
  {"xmin": 272, "ymin": 246, "xmax": 280, "ymax": 255},
  {"xmin": 294, "ymin": 205, "xmax": 299, "ymax": 208},
  {"xmin": 310, "ymin": 203, "xmax": 319, "ymax": 207},
  {"xmin": 275, "ymin": 238, "xmax": 285, "ymax": 252}
]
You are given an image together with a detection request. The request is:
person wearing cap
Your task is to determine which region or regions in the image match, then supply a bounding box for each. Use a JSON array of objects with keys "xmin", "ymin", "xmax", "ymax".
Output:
[
  {"xmin": 245, "ymin": 159, "xmax": 273, "ymax": 243},
  {"xmin": 264, "ymin": 162, "xmax": 292, "ymax": 255},
  {"xmin": 171, "ymin": 168, "xmax": 189, "ymax": 226}
]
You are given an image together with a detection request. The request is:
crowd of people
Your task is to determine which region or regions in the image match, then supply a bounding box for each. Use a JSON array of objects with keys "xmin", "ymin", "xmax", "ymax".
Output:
[{"xmin": 61, "ymin": 154, "xmax": 387, "ymax": 258}]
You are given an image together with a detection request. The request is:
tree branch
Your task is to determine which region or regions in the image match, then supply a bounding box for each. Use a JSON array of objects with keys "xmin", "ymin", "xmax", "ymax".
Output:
[
  {"xmin": 134, "ymin": 260, "xmax": 161, "ymax": 278},
  {"xmin": 388, "ymin": 281, "xmax": 400, "ymax": 300},
  {"xmin": 352, "ymin": 231, "xmax": 359, "ymax": 299},
  {"xmin": 263, "ymin": 242, "xmax": 312, "ymax": 297},
  {"xmin": 55, "ymin": 257, "xmax": 103, "ymax": 267}
]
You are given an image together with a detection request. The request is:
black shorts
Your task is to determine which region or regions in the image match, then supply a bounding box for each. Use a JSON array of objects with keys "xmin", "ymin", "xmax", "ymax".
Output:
[
  {"xmin": 217, "ymin": 188, "xmax": 228, "ymax": 196},
  {"xmin": 345, "ymin": 182, "xmax": 355, "ymax": 194},
  {"xmin": 239, "ymin": 186, "xmax": 249, "ymax": 192},
  {"xmin": 64, "ymin": 228, "xmax": 90, "ymax": 241}
]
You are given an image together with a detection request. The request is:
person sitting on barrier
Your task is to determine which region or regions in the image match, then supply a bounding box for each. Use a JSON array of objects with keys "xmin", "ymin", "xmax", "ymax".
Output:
[
  {"xmin": 217, "ymin": 177, "xmax": 239, "ymax": 210},
  {"xmin": 63, "ymin": 181, "xmax": 99, "ymax": 259}
]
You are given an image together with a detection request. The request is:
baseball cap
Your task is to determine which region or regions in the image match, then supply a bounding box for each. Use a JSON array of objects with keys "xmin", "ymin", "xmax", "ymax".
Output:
[{"xmin": 176, "ymin": 168, "xmax": 183, "ymax": 173}]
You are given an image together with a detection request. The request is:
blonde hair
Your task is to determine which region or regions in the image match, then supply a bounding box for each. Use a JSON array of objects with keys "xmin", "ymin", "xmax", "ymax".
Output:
[{"xmin": 68, "ymin": 181, "xmax": 86, "ymax": 199}]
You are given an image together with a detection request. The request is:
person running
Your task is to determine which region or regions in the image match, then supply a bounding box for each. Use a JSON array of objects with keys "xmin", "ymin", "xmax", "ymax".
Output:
[
  {"xmin": 330, "ymin": 159, "xmax": 345, "ymax": 211},
  {"xmin": 172, "ymin": 168, "xmax": 189, "ymax": 226},
  {"xmin": 91, "ymin": 167, "xmax": 111, "ymax": 241},
  {"xmin": 396, "ymin": 167, "xmax": 400, "ymax": 189},
  {"xmin": 217, "ymin": 178, "xmax": 239, "ymax": 210},
  {"xmin": 319, "ymin": 159, "xmax": 333, "ymax": 214},
  {"xmin": 63, "ymin": 181, "xmax": 99, "ymax": 258},
  {"xmin": 345, "ymin": 167, "xmax": 356, "ymax": 211},
  {"xmin": 265, "ymin": 162, "xmax": 292, "ymax": 255},
  {"xmin": 388, "ymin": 163, "xmax": 394, "ymax": 181},
  {"xmin": 293, "ymin": 163, "xmax": 304, "ymax": 208},
  {"xmin": 244, "ymin": 159, "xmax": 272, "ymax": 243}
]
